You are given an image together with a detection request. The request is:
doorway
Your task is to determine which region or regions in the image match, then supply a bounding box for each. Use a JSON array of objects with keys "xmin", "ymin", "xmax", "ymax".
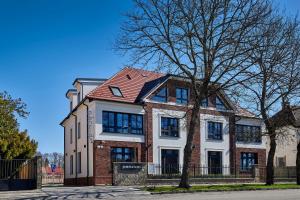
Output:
[
  {"xmin": 161, "ymin": 149, "xmax": 179, "ymax": 174},
  {"xmin": 208, "ymin": 151, "xmax": 222, "ymax": 174}
]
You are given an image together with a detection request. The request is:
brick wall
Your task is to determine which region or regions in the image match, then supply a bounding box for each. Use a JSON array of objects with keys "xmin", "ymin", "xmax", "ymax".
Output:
[{"xmin": 93, "ymin": 140, "xmax": 143, "ymax": 185}]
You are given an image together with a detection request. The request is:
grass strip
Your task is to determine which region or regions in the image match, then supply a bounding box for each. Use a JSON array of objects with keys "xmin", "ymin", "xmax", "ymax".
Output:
[{"xmin": 145, "ymin": 184, "xmax": 300, "ymax": 194}]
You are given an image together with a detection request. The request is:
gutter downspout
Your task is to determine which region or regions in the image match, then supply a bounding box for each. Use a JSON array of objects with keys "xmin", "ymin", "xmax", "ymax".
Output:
[
  {"xmin": 82, "ymin": 100, "xmax": 90, "ymax": 185},
  {"xmin": 71, "ymin": 113, "xmax": 78, "ymax": 185},
  {"xmin": 63, "ymin": 127, "xmax": 66, "ymax": 185},
  {"xmin": 142, "ymin": 104, "xmax": 149, "ymax": 168}
]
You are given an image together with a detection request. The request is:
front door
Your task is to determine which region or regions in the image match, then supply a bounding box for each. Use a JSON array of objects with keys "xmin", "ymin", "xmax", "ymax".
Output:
[
  {"xmin": 208, "ymin": 151, "xmax": 222, "ymax": 174},
  {"xmin": 161, "ymin": 149, "xmax": 179, "ymax": 175}
]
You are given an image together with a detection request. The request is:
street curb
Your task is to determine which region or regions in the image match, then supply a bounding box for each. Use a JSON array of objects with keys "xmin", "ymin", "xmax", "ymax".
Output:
[{"xmin": 148, "ymin": 187, "xmax": 300, "ymax": 195}]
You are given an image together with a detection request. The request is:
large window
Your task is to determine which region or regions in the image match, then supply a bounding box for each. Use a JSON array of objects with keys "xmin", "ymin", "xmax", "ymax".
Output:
[
  {"xmin": 70, "ymin": 155, "xmax": 73, "ymax": 175},
  {"xmin": 236, "ymin": 124, "xmax": 261, "ymax": 143},
  {"xmin": 102, "ymin": 111, "xmax": 143, "ymax": 135},
  {"xmin": 152, "ymin": 87, "xmax": 167, "ymax": 102},
  {"xmin": 161, "ymin": 117, "xmax": 179, "ymax": 137},
  {"xmin": 207, "ymin": 121, "xmax": 223, "ymax": 140},
  {"xmin": 240, "ymin": 152, "xmax": 258, "ymax": 171},
  {"xmin": 176, "ymin": 88, "xmax": 188, "ymax": 104},
  {"xmin": 77, "ymin": 152, "xmax": 81, "ymax": 173},
  {"xmin": 215, "ymin": 96, "xmax": 227, "ymax": 110},
  {"xmin": 111, "ymin": 147, "xmax": 136, "ymax": 163}
]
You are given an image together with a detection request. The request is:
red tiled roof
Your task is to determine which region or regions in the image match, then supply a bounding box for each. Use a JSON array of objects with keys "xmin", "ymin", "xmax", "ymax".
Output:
[
  {"xmin": 235, "ymin": 105, "xmax": 257, "ymax": 118},
  {"xmin": 87, "ymin": 67, "xmax": 165, "ymax": 103},
  {"xmin": 42, "ymin": 166, "xmax": 64, "ymax": 175}
]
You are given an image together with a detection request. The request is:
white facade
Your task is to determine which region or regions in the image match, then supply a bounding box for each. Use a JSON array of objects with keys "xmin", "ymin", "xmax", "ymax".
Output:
[
  {"xmin": 151, "ymin": 108, "xmax": 187, "ymax": 167},
  {"xmin": 200, "ymin": 114, "xmax": 230, "ymax": 168},
  {"xmin": 63, "ymin": 104, "xmax": 93, "ymax": 179}
]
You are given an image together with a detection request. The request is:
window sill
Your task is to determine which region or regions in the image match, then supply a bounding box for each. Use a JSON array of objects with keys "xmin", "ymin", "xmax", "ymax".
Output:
[
  {"xmin": 159, "ymin": 135, "xmax": 180, "ymax": 139},
  {"xmin": 206, "ymin": 139, "xmax": 224, "ymax": 142},
  {"xmin": 236, "ymin": 141, "xmax": 262, "ymax": 145},
  {"xmin": 102, "ymin": 131, "xmax": 144, "ymax": 136}
]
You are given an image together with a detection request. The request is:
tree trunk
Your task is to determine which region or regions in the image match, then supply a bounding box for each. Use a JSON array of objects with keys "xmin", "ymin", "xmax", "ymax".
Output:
[
  {"xmin": 297, "ymin": 141, "xmax": 300, "ymax": 185},
  {"xmin": 266, "ymin": 133, "xmax": 276, "ymax": 185},
  {"xmin": 178, "ymin": 101, "xmax": 200, "ymax": 188}
]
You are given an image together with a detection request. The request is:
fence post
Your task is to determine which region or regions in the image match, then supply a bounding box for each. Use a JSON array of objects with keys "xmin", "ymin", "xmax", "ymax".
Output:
[
  {"xmin": 193, "ymin": 164, "xmax": 196, "ymax": 178},
  {"xmin": 35, "ymin": 156, "xmax": 42, "ymax": 189},
  {"xmin": 252, "ymin": 165, "xmax": 260, "ymax": 182}
]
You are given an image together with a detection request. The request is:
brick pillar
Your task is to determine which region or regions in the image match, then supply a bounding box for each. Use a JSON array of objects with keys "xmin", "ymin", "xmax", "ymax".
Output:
[
  {"xmin": 35, "ymin": 156, "xmax": 42, "ymax": 189},
  {"xmin": 253, "ymin": 164, "xmax": 260, "ymax": 182}
]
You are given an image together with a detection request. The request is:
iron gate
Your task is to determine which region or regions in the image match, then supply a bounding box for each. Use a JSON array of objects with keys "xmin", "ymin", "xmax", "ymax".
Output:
[{"xmin": 0, "ymin": 156, "xmax": 42, "ymax": 191}]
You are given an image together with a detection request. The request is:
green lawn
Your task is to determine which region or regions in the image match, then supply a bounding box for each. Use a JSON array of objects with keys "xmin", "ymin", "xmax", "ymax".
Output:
[{"xmin": 145, "ymin": 184, "xmax": 300, "ymax": 193}]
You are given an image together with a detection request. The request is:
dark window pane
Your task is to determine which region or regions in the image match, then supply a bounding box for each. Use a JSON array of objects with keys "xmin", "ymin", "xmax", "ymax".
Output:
[
  {"xmin": 111, "ymin": 147, "xmax": 135, "ymax": 163},
  {"xmin": 161, "ymin": 117, "xmax": 179, "ymax": 137},
  {"xmin": 102, "ymin": 111, "xmax": 143, "ymax": 135},
  {"xmin": 176, "ymin": 88, "xmax": 188, "ymax": 104},
  {"xmin": 207, "ymin": 122, "xmax": 223, "ymax": 140},
  {"xmin": 123, "ymin": 114, "xmax": 129, "ymax": 133},
  {"xmin": 236, "ymin": 124, "xmax": 261, "ymax": 143},
  {"xmin": 152, "ymin": 87, "xmax": 167, "ymax": 102},
  {"xmin": 215, "ymin": 96, "xmax": 226, "ymax": 110},
  {"xmin": 240, "ymin": 152, "xmax": 258, "ymax": 171}
]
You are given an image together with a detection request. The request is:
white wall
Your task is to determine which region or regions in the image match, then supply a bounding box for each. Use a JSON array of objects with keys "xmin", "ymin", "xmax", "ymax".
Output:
[
  {"xmin": 200, "ymin": 114, "xmax": 230, "ymax": 168},
  {"xmin": 63, "ymin": 102, "xmax": 93, "ymax": 179},
  {"xmin": 94, "ymin": 101, "xmax": 145, "ymax": 142},
  {"xmin": 235, "ymin": 117, "xmax": 267, "ymax": 149},
  {"xmin": 151, "ymin": 108, "xmax": 187, "ymax": 167},
  {"xmin": 82, "ymin": 83, "xmax": 99, "ymax": 98},
  {"xmin": 266, "ymin": 126, "xmax": 298, "ymax": 166},
  {"xmin": 63, "ymin": 115, "xmax": 76, "ymax": 179}
]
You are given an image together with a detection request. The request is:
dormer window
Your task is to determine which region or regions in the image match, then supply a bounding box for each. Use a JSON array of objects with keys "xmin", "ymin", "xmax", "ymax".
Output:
[
  {"xmin": 152, "ymin": 87, "xmax": 167, "ymax": 102},
  {"xmin": 216, "ymin": 96, "xmax": 226, "ymax": 110},
  {"xmin": 110, "ymin": 86, "xmax": 123, "ymax": 97}
]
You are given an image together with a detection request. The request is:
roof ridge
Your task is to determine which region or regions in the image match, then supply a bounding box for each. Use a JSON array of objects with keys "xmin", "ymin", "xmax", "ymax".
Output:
[{"xmin": 125, "ymin": 66, "xmax": 165, "ymax": 75}]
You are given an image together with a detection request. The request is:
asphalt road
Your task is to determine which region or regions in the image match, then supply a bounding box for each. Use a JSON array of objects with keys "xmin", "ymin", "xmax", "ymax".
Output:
[{"xmin": 0, "ymin": 187, "xmax": 300, "ymax": 200}]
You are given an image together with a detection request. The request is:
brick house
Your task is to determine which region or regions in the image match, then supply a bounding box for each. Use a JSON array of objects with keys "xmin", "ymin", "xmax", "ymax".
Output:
[{"xmin": 60, "ymin": 67, "xmax": 267, "ymax": 185}]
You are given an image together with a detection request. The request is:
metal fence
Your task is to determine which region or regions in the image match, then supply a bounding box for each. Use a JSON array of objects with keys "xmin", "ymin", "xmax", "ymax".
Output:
[
  {"xmin": 274, "ymin": 167, "xmax": 296, "ymax": 178},
  {"xmin": 42, "ymin": 174, "xmax": 64, "ymax": 185},
  {"xmin": 0, "ymin": 157, "xmax": 42, "ymax": 191},
  {"xmin": 147, "ymin": 164, "xmax": 254, "ymax": 179},
  {"xmin": 0, "ymin": 159, "xmax": 36, "ymax": 180}
]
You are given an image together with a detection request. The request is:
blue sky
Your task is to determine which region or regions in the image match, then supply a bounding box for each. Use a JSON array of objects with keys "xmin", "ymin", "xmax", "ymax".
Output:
[{"xmin": 0, "ymin": 0, "xmax": 299, "ymax": 154}]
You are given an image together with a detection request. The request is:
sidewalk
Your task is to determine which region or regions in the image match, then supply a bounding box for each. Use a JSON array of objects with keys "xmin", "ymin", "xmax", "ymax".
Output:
[{"xmin": 0, "ymin": 186, "xmax": 150, "ymax": 200}]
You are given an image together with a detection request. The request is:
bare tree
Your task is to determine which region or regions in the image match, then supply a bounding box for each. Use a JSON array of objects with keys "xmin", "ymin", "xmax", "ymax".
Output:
[
  {"xmin": 116, "ymin": 0, "xmax": 271, "ymax": 188},
  {"xmin": 297, "ymin": 129, "xmax": 300, "ymax": 184},
  {"xmin": 235, "ymin": 14, "xmax": 300, "ymax": 185}
]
